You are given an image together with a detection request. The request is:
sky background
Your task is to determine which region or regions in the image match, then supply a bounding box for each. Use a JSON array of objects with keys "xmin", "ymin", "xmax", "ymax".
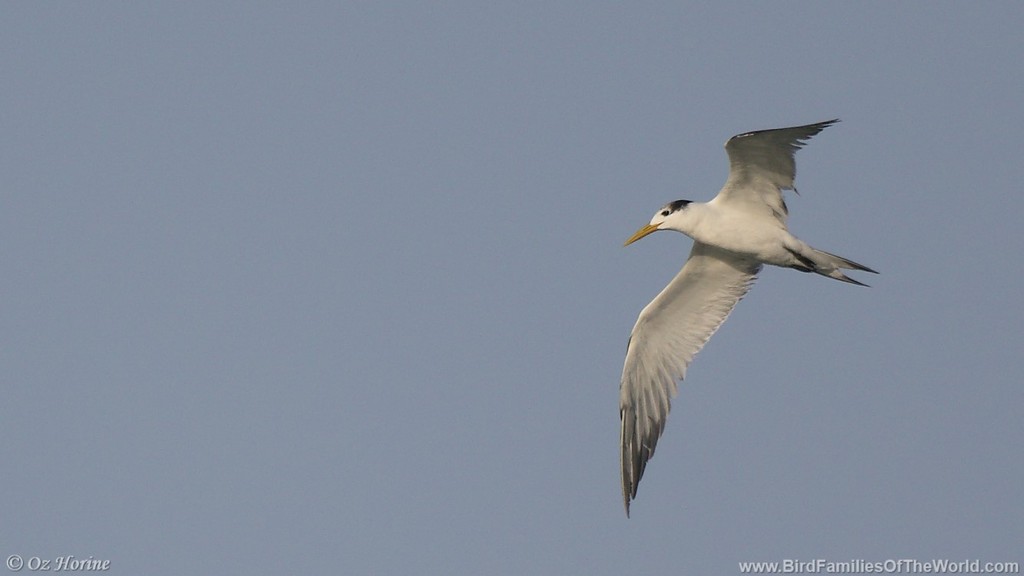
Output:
[{"xmin": 2, "ymin": 2, "xmax": 1022, "ymax": 574}]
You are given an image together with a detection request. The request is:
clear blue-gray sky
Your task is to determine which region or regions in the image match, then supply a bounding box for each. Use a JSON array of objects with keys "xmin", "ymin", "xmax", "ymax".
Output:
[{"xmin": 3, "ymin": 3, "xmax": 1021, "ymax": 574}]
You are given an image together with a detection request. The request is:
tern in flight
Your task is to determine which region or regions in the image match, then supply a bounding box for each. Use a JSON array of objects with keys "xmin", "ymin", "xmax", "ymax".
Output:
[{"xmin": 619, "ymin": 119, "xmax": 876, "ymax": 516}]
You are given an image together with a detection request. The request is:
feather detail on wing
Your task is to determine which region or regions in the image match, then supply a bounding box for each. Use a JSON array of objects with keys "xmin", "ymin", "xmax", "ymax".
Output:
[
  {"xmin": 716, "ymin": 119, "xmax": 839, "ymax": 224},
  {"xmin": 619, "ymin": 242, "xmax": 761, "ymax": 516}
]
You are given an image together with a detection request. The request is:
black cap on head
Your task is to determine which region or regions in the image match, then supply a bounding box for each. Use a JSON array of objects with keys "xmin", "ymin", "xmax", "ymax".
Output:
[{"xmin": 659, "ymin": 200, "xmax": 691, "ymax": 216}]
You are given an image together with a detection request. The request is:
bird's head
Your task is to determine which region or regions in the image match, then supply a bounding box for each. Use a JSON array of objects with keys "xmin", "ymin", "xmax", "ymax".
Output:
[{"xmin": 624, "ymin": 200, "xmax": 692, "ymax": 245}]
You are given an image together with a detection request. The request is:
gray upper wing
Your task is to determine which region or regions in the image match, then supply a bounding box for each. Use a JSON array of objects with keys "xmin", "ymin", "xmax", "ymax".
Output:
[{"xmin": 716, "ymin": 119, "xmax": 839, "ymax": 223}]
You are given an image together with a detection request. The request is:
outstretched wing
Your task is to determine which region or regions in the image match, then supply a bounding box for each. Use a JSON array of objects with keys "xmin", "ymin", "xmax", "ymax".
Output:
[
  {"xmin": 716, "ymin": 119, "xmax": 839, "ymax": 223},
  {"xmin": 619, "ymin": 242, "xmax": 761, "ymax": 516}
]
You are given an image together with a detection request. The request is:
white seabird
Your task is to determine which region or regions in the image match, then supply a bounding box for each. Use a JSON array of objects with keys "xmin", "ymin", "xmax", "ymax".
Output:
[{"xmin": 620, "ymin": 119, "xmax": 876, "ymax": 516}]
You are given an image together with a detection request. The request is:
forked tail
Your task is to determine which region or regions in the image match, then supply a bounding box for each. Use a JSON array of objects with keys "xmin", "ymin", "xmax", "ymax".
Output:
[{"xmin": 787, "ymin": 247, "xmax": 878, "ymax": 286}]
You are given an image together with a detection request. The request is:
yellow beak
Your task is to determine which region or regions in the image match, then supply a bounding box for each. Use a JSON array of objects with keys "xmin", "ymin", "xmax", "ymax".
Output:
[{"xmin": 624, "ymin": 223, "xmax": 660, "ymax": 246}]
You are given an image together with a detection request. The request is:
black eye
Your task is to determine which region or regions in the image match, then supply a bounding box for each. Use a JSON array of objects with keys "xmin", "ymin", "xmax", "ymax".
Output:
[{"xmin": 660, "ymin": 210, "xmax": 670, "ymax": 217}]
